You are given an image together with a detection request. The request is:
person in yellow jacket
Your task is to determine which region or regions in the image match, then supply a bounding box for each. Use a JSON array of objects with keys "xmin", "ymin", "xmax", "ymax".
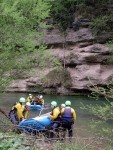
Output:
[
  {"xmin": 23, "ymin": 102, "xmax": 31, "ymax": 119},
  {"xmin": 61, "ymin": 100, "xmax": 76, "ymax": 141},
  {"xmin": 48, "ymin": 101, "xmax": 61, "ymax": 138},
  {"xmin": 39, "ymin": 95, "xmax": 45, "ymax": 106},
  {"xmin": 49, "ymin": 101, "xmax": 61, "ymax": 122},
  {"xmin": 26, "ymin": 94, "xmax": 33, "ymax": 103},
  {"xmin": 13, "ymin": 97, "xmax": 26, "ymax": 122}
]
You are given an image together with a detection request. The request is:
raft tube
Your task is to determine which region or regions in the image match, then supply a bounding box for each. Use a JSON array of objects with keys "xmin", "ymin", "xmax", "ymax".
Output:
[
  {"xmin": 30, "ymin": 105, "xmax": 43, "ymax": 110},
  {"xmin": 18, "ymin": 113, "xmax": 51, "ymax": 133}
]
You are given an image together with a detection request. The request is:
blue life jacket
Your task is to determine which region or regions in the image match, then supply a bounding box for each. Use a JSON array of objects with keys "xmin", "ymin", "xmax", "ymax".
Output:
[
  {"xmin": 62, "ymin": 107, "xmax": 73, "ymax": 119},
  {"xmin": 62, "ymin": 107, "xmax": 74, "ymax": 124}
]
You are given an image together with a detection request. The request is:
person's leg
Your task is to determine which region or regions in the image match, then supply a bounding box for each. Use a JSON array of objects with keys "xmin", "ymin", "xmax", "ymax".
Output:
[
  {"xmin": 61, "ymin": 122, "xmax": 68, "ymax": 141},
  {"xmin": 49, "ymin": 122, "xmax": 59, "ymax": 139},
  {"xmin": 52, "ymin": 122, "xmax": 58, "ymax": 129},
  {"xmin": 68, "ymin": 124, "xmax": 73, "ymax": 142}
]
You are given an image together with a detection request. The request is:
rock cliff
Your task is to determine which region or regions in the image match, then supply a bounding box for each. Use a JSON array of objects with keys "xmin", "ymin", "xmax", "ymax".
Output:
[{"xmin": 7, "ymin": 27, "xmax": 113, "ymax": 95}]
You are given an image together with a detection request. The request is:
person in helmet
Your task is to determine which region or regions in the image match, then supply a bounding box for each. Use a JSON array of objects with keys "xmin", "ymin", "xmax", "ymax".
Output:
[
  {"xmin": 26, "ymin": 94, "xmax": 33, "ymax": 103},
  {"xmin": 39, "ymin": 95, "xmax": 45, "ymax": 106},
  {"xmin": 33, "ymin": 95, "xmax": 41, "ymax": 105},
  {"xmin": 61, "ymin": 100, "xmax": 76, "ymax": 141},
  {"xmin": 12, "ymin": 97, "xmax": 26, "ymax": 122},
  {"xmin": 23, "ymin": 102, "xmax": 31, "ymax": 119},
  {"xmin": 61, "ymin": 104, "xmax": 65, "ymax": 109},
  {"xmin": 48, "ymin": 101, "xmax": 61, "ymax": 138}
]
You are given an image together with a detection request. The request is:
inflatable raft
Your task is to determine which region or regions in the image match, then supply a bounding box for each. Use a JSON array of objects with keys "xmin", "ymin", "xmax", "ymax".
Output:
[{"xmin": 18, "ymin": 112, "xmax": 51, "ymax": 133}]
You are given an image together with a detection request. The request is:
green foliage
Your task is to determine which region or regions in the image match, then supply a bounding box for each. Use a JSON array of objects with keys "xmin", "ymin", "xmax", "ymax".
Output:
[
  {"xmin": 49, "ymin": 0, "xmax": 78, "ymax": 31},
  {"xmin": 88, "ymin": 83, "xmax": 113, "ymax": 101},
  {"xmin": 106, "ymin": 39, "xmax": 113, "ymax": 49},
  {"xmin": 90, "ymin": 15, "xmax": 113, "ymax": 34},
  {"xmin": 0, "ymin": 50, "xmax": 17, "ymax": 91},
  {"xmin": 0, "ymin": 132, "xmax": 92, "ymax": 150},
  {"xmin": 41, "ymin": 69, "xmax": 71, "ymax": 88},
  {"xmin": 81, "ymin": 102, "xmax": 113, "ymax": 121},
  {"xmin": 80, "ymin": 102, "xmax": 113, "ymax": 147},
  {"xmin": 54, "ymin": 141, "xmax": 92, "ymax": 150},
  {"xmin": 90, "ymin": 120, "xmax": 113, "ymax": 145},
  {"xmin": 10, "ymin": 48, "xmax": 62, "ymax": 79},
  {"xmin": 0, "ymin": 0, "xmax": 51, "ymax": 90},
  {"xmin": 80, "ymin": 80, "xmax": 113, "ymax": 147},
  {"xmin": 0, "ymin": 0, "xmax": 50, "ymax": 52},
  {"xmin": 0, "ymin": 133, "xmax": 31, "ymax": 150}
]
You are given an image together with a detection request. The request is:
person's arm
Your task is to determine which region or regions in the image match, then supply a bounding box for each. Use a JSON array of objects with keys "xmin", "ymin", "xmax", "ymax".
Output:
[
  {"xmin": 71, "ymin": 108, "xmax": 76, "ymax": 123},
  {"xmin": 49, "ymin": 109, "xmax": 59, "ymax": 120},
  {"xmin": 60, "ymin": 108, "xmax": 65, "ymax": 115},
  {"xmin": 42, "ymin": 99, "xmax": 44, "ymax": 105}
]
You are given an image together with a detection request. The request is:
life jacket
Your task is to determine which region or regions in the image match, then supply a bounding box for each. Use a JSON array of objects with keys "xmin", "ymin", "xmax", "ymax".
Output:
[
  {"xmin": 33, "ymin": 96, "xmax": 42, "ymax": 105},
  {"xmin": 23, "ymin": 106, "xmax": 30, "ymax": 119},
  {"xmin": 62, "ymin": 107, "xmax": 73, "ymax": 123},
  {"xmin": 14, "ymin": 103, "xmax": 25, "ymax": 121},
  {"xmin": 40, "ymin": 99, "xmax": 44, "ymax": 105},
  {"xmin": 51, "ymin": 107, "xmax": 61, "ymax": 121}
]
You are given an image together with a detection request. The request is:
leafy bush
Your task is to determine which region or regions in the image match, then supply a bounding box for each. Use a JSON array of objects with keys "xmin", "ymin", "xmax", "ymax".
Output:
[
  {"xmin": 90, "ymin": 15, "xmax": 113, "ymax": 34},
  {"xmin": 41, "ymin": 69, "xmax": 71, "ymax": 88},
  {"xmin": 49, "ymin": 0, "xmax": 78, "ymax": 31},
  {"xmin": 0, "ymin": 0, "xmax": 51, "ymax": 90},
  {"xmin": 0, "ymin": 133, "xmax": 28, "ymax": 150}
]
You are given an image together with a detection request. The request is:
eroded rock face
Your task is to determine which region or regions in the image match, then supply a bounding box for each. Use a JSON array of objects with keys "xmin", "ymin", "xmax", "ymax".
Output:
[
  {"xmin": 7, "ymin": 28, "xmax": 113, "ymax": 94},
  {"xmin": 67, "ymin": 64, "xmax": 113, "ymax": 90},
  {"xmin": 44, "ymin": 28, "xmax": 95, "ymax": 46}
]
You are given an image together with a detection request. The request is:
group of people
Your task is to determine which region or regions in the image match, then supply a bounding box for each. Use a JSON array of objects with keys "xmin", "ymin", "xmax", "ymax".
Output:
[
  {"xmin": 9, "ymin": 94, "xmax": 45, "ymax": 124},
  {"xmin": 48, "ymin": 100, "xmax": 76, "ymax": 141},
  {"xmin": 9, "ymin": 95, "xmax": 76, "ymax": 141},
  {"xmin": 26, "ymin": 94, "xmax": 45, "ymax": 106}
]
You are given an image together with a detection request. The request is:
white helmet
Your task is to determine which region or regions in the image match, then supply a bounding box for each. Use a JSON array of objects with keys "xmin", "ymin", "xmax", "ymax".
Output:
[
  {"xmin": 26, "ymin": 102, "xmax": 31, "ymax": 106},
  {"xmin": 40, "ymin": 95, "xmax": 43, "ymax": 99},
  {"xmin": 29, "ymin": 94, "xmax": 32, "ymax": 98}
]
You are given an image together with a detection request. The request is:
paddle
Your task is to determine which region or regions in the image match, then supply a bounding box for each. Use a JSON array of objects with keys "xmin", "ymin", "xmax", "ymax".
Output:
[
  {"xmin": 44, "ymin": 103, "xmax": 51, "ymax": 108},
  {"xmin": 38, "ymin": 108, "xmax": 43, "ymax": 117}
]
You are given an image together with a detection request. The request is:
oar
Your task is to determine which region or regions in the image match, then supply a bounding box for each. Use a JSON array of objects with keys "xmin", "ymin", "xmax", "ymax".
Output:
[
  {"xmin": 44, "ymin": 103, "xmax": 51, "ymax": 108},
  {"xmin": 38, "ymin": 108, "xmax": 43, "ymax": 117}
]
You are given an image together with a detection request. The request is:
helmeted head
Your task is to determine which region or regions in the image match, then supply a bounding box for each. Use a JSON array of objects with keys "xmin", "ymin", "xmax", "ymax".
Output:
[
  {"xmin": 29, "ymin": 94, "xmax": 32, "ymax": 99},
  {"xmin": 19, "ymin": 97, "xmax": 25, "ymax": 103},
  {"xmin": 61, "ymin": 104, "xmax": 65, "ymax": 108},
  {"xmin": 51, "ymin": 101, "xmax": 57, "ymax": 107},
  {"xmin": 65, "ymin": 100, "xmax": 71, "ymax": 106},
  {"xmin": 40, "ymin": 95, "xmax": 43, "ymax": 99},
  {"xmin": 26, "ymin": 102, "xmax": 31, "ymax": 106}
]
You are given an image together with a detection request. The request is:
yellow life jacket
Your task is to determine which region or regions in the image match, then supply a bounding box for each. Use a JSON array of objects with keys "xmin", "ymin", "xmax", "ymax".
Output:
[
  {"xmin": 23, "ymin": 106, "xmax": 30, "ymax": 119},
  {"xmin": 26, "ymin": 97, "xmax": 31, "ymax": 102},
  {"xmin": 14, "ymin": 103, "xmax": 25, "ymax": 121}
]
